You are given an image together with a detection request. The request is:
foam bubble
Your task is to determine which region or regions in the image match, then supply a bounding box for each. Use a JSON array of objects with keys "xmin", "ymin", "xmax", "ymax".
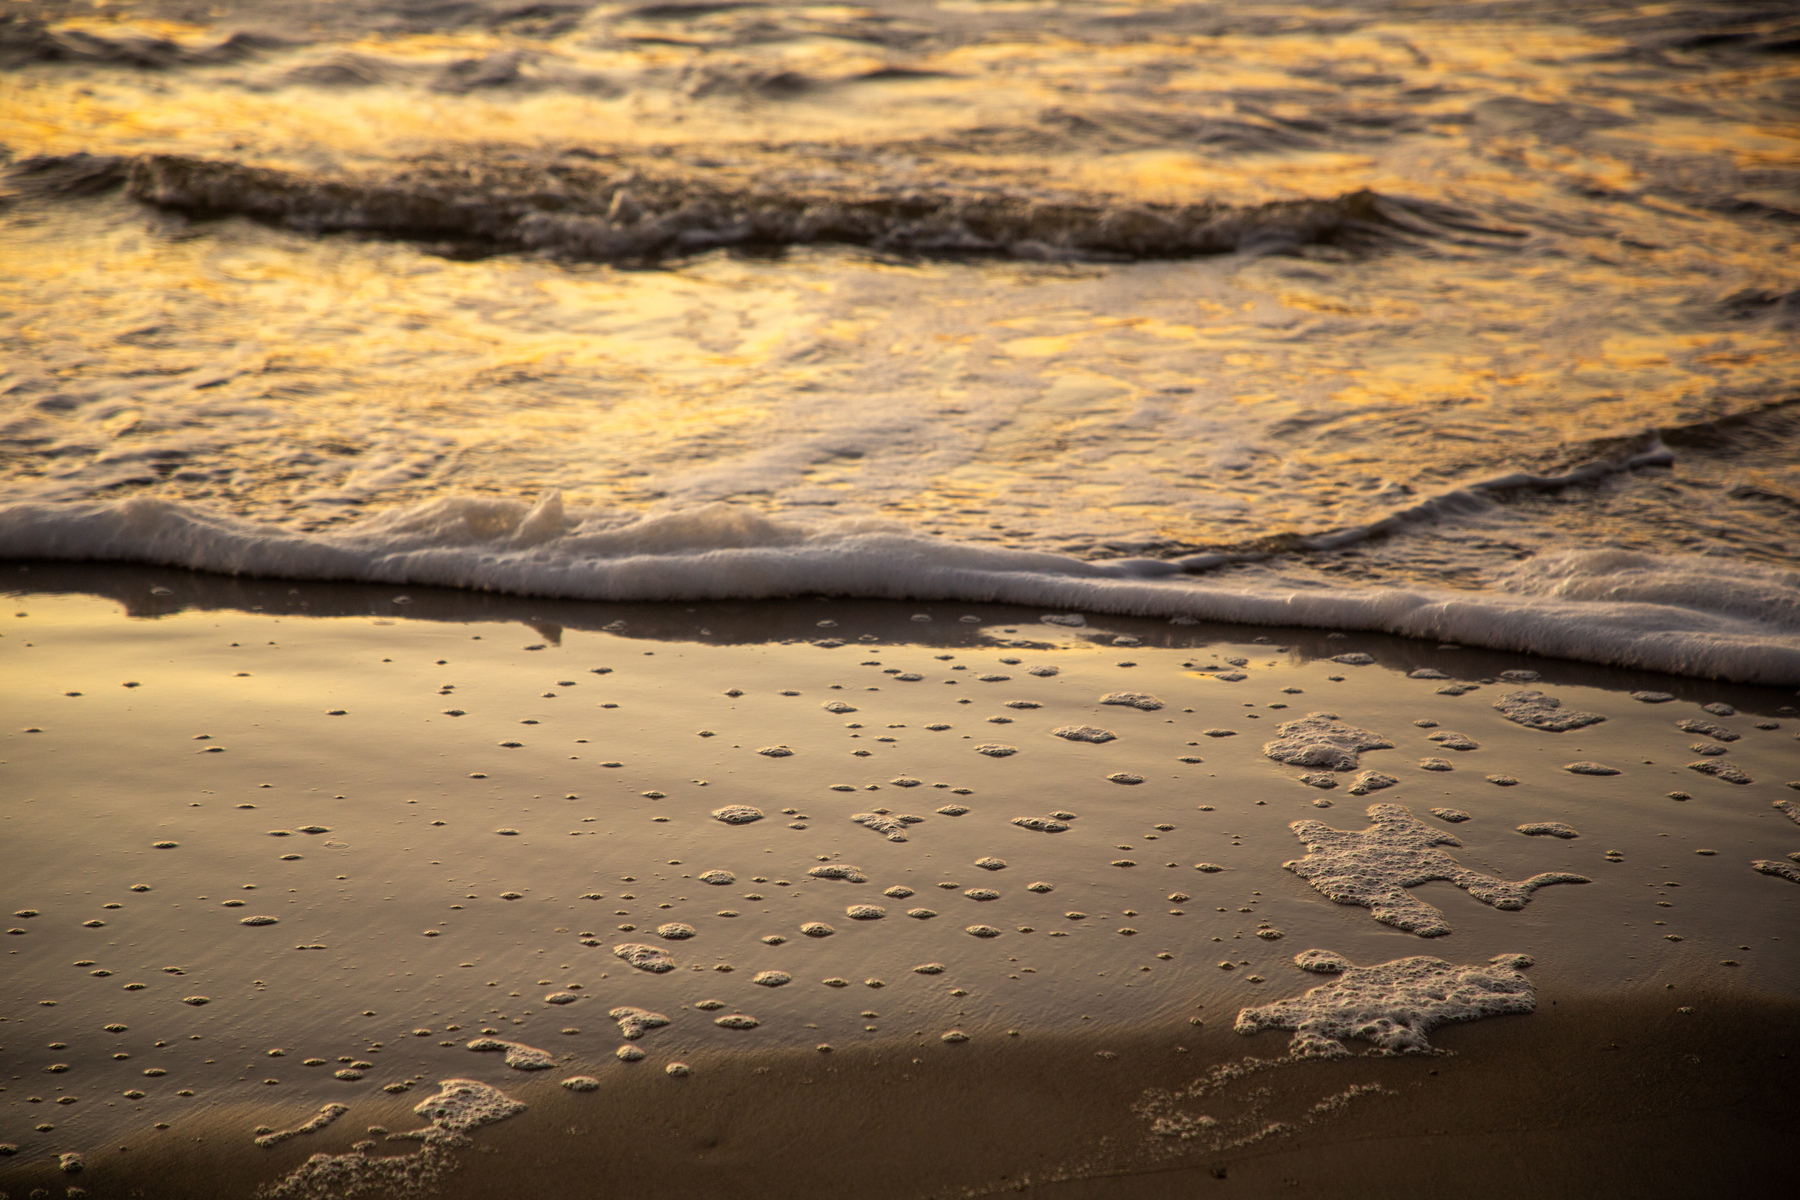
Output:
[
  {"xmin": 1026, "ymin": 881, "xmax": 1054, "ymax": 893},
  {"xmin": 1419, "ymin": 758, "xmax": 1453, "ymax": 772},
  {"xmin": 714, "ymin": 1014, "xmax": 759, "ymax": 1029},
  {"xmin": 699, "ymin": 870, "xmax": 736, "ymax": 885},
  {"xmin": 1518, "ymin": 822, "xmax": 1579, "ymax": 838},
  {"xmin": 937, "ymin": 803, "xmax": 970, "ymax": 816},
  {"xmin": 1688, "ymin": 760, "xmax": 1753, "ymax": 783},
  {"xmin": 1426, "ymin": 731, "xmax": 1480, "ymax": 751},
  {"xmin": 1633, "ymin": 691, "xmax": 1675, "ymax": 702},
  {"xmin": 666, "ymin": 1063, "xmax": 690, "ymax": 1076},
  {"xmin": 656, "ymin": 923, "xmax": 696, "ymax": 940},
  {"xmin": 613, "ymin": 943, "xmax": 677, "ymax": 973},
  {"xmin": 1430, "ymin": 808, "xmax": 1471, "ymax": 823},
  {"xmin": 1486, "ymin": 774, "xmax": 1520, "ymax": 786},
  {"xmin": 1283, "ymin": 804, "xmax": 1590, "ymax": 937},
  {"xmin": 545, "ymin": 992, "xmax": 579, "ymax": 1005},
  {"xmin": 1563, "ymin": 762, "xmax": 1620, "ymax": 776},
  {"xmin": 752, "ymin": 970, "xmax": 791, "ymax": 987},
  {"xmin": 615, "ymin": 1046, "xmax": 645, "ymax": 1062},
  {"xmin": 712, "ymin": 805, "xmax": 765, "ymax": 824},
  {"xmin": 756, "ymin": 747, "xmax": 793, "ymax": 758},
  {"xmin": 1295, "ymin": 950, "xmax": 1348, "ymax": 974},
  {"xmin": 1107, "ymin": 772, "xmax": 1145, "ymax": 785},
  {"xmin": 608, "ymin": 1007, "xmax": 669, "ymax": 1039},
  {"xmin": 1234, "ymin": 952, "xmax": 1535, "ymax": 1058},
  {"xmin": 964, "ymin": 889, "xmax": 1000, "ymax": 901},
  {"xmin": 974, "ymin": 856, "xmax": 1006, "ymax": 870},
  {"xmin": 823, "ymin": 701, "xmax": 857, "ymax": 714},
  {"xmin": 807, "ymin": 864, "xmax": 868, "ymax": 883},
  {"xmin": 1347, "ymin": 771, "xmax": 1398, "ymax": 795},
  {"xmin": 1752, "ymin": 860, "xmax": 1800, "ymax": 883},
  {"xmin": 1493, "ymin": 691, "xmax": 1606, "ymax": 732},
  {"xmin": 1263, "ymin": 714, "xmax": 1394, "ymax": 772},
  {"xmin": 1677, "ymin": 718, "xmax": 1739, "ymax": 741},
  {"xmin": 1012, "ymin": 816, "xmax": 1070, "ymax": 833},
  {"xmin": 800, "ymin": 922, "xmax": 835, "ymax": 937},
  {"xmin": 465, "ymin": 1038, "xmax": 554, "ymax": 1070},
  {"xmin": 907, "ymin": 908, "xmax": 938, "ymax": 919},
  {"xmin": 1332, "ymin": 653, "xmax": 1375, "ymax": 666},
  {"xmin": 974, "ymin": 744, "xmax": 1018, "ymax": 757},
  {"xmin": 1776, "ymin": 800, "xmax": 1800, "ymax": 825},
  {"xmin": 852, "ymin": 812, "xmax": 923, "ymax": 841},
  {"xmin": 914, "ymin": 963, "xmax": 945, "ymax": 974},
  {"xmin": 1301, "ymin": 773, "xmax": 1338, "ymax": 789},
  {"xmin": 1053, "ymin": 724, "xmax": 1116, "ymax": 743},
  {"xmin": 846, "ymin": 904, "xmax": 886, "ymax": 920},
  {"xmin": 1101, "ymin": 692, "xmax": 1164, "ymax": 711},
  {"xmin": 561, "ymin": 1076, "xmax": 601, "ymax": 1091},
  {"xmin": 966, "ymin": 925, "xmax": 1002, "ymax": 938},
  {"xmin": 1409, "ymin": 669, "xmax": 1450, "ymax": 680},
  {"xmin": 1703, "ymin": 702, "xmax": 1738, "ymax": 716}
]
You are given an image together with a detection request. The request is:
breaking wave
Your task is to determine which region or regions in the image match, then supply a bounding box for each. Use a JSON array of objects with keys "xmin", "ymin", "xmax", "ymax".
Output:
[{"xmin": 2, "ymin": 492, "xmax": 1796, "ymax": 684}]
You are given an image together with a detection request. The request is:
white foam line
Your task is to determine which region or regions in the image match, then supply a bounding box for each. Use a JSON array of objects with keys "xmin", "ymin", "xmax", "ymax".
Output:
[{"xmin": 2, "ymin": 492, "xmax": 1796, "ymax": 684}]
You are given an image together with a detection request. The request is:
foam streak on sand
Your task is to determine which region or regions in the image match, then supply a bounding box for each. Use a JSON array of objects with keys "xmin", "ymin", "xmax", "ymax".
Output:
[
  {"xmin": 1234, "ymin": 952, "xmax": 1536, "ymax": 1058},
  {"xmin": 2, "ymin": 496, "xmax": 1798, "ymax": 682}
]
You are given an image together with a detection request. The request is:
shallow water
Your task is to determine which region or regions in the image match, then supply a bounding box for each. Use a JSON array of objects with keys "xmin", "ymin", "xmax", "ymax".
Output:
[
  {"xmin": 3, "ymin": 1, "xmax": 1799, "ymax": 678},
  {"xmin": 2, "ymin": 570, "xmax": 1796, "ymax": 1190}
]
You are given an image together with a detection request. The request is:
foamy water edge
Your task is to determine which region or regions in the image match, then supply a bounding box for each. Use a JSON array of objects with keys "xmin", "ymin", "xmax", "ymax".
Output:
[{"xmin": 4, "ymin": 493, "xmax": 1797, "ymax": 684}]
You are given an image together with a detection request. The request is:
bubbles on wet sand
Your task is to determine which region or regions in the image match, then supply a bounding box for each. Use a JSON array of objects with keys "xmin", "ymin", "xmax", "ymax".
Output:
[
  {"xmin": 616, "ymin": 1046, "xmax": 646, "ymax": 1062},
  {"xmin": 1234, "ymin": 952, "xmax": 1535, "ymax": 1058},
  {"xmin": 853, "ymin": 812, "xmax": 924, "ymax": 841},
  {"xmin": 1100, "ymin": 692, "xmax": 1163, "ymax": 710},
  {"xmin": 714, "ymin": 1014, "xmax": 759, "ymax": 1029},
  {"xmin": 712, "ymin": 805, "xmax": 765, "ymax": 824},
  {"xmin": 1563, "ymin": 762, "xmax": 1620, "ymax": 776},
  {"xmin": 753, "ymin": 970, "xmax": 791, "ymax": 987},
  {"xmin": 800, "ymin": 922, "xmax": 836, "ymax": 937},
  {"xmin": 1282, "ymin": 804, "xmax": 1590, "ymax": 936},
  {"xmin": 561, "ymin": 1076, "xmax": 601, "ymax": 1092},
  {"xmin": 609, "ymin": 1007, "xmax": 670, "ymax": 1039},
  {"xmin": 1517, "ymin": 822, "xmax": 1579, "ymax": 838},
  {"xmin": 756, "ymin": 746, "xmax": 793, "ymax": 758},
  {"xmin": 1632, "ymin": 691, "xmax": 1675, "ymax": 703},
  {"xmin": 884, "ymin": 885, "xmax": 914, "ymax": 898},
  {"xmin": 964, "ymin": 889, "xmax": 1000, "ymax": 901},
  {"xmin": 1107, "ymin": 773, "xmax": 1145, "ymax": 785},
  {"xmin": 966, "ymin": 925, "xmax": 1002, "ymax": 938},
  {"xmin": 974, "ymin": 744, "xmax": 1018, "ymax": 757},
  {"xmin": 846, "ymin": 904, "xmax": 886, "ymax": 920},
  {"xmin": 656, "ymin": 923, "xmax": 696, "ymax": 940},
  {"xmin": 1347, "ymin": 771, "xmax": 1397, "ymax": 795},
  {"xmin": 613, "ymin": 944, "xmax": 677, "ymax": 973},
  {"xmin": 808, "ymin": 864, "xmax": 868, "ymax": 883},
  {"xmin": 1301, "ymin": 773, "xmax": 1337, "ymax": 789},
  {"xmin": 1678, "ymin": 718, "xmax": 1739, "ymax": 742},
  {"xmin": 937, "ymin": 803, "xmax": 971, "ymax": 816},
  {"xmin": 1012, "ymin": 816, "xmax": 1070, "ymax": 833},
  {"xmin": 1262, "ymin": 715, "xmax": 1394, "ymax": 771},
  {"xmin": 465, "ymin": 1038, "xmax": 555, "ymax": 1070},
  {"xmin": 1053, "ymin": 725, "xmax": 1117, "ymax": 743},
  {"xmin": 907, "ymin": 908, "xmax": 938, "ymax": 919},
  {"xmin": 1688, "ymin": 760, "xmax": 1753, "ymax": 784},
  {"xmin": 1493, "ymin": 691, "xmax": 1606, "ymax": 732},
  {"xmin": 1752, "ymin": 860, "xmax": 1800, "ymax": 883},
  {"xmin": 699, "ymin": 870, "xmax": 736, "ymax": 885},
  {"xmin": 1430, "ymin": 808, "xmax": 1471, "ymax": 823},
  {"xmin": 1486, "ymin": 775, "xmax": 1520, "ymax": 786}
]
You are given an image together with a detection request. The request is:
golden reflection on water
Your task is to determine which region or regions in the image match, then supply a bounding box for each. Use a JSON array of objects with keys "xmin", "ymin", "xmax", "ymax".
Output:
[{"xmin": 2, "ymin": 3, "xmax": 1798, "ymax": 573}]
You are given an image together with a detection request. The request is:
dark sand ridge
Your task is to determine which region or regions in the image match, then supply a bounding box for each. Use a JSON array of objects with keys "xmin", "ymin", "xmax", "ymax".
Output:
[
  {"xmin": 3, "ymin": 564, "xmax": 1798, "ymax": 1194},
  {"xmin": 1, "ymin": 989, "xmax": 1794, "ymax": 1199}
]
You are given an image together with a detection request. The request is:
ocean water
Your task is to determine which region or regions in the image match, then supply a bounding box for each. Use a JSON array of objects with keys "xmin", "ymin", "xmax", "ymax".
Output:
[{"xmin": 3, "ymin": 0, "xmax": 1799, "ymax": 680}]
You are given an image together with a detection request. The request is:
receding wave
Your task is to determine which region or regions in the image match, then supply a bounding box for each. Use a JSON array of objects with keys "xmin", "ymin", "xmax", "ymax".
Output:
[
  {"xmin": 2, "ymin": 493, "xmax": 1796, "ymax": 684},
  {"xmin": 19, "ymin": 150, "xmax": 1446, "ymax": 264}
]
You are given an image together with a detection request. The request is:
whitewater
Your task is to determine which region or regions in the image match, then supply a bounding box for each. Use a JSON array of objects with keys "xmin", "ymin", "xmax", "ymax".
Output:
[{"xmin": 3, "ymin": 0, "xmax": 1798, "ymax": 682}]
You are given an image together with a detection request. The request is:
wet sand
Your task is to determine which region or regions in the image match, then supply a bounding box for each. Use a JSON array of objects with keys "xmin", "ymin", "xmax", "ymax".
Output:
[{"xmin": 3, "ymin": 562, "xmax": 1798, "ymax": 1197}]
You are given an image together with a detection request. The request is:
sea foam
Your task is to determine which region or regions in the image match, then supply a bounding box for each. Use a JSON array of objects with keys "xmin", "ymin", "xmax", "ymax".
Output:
[{"xmin": 2, "ymin": 495, "xmax": 1796, "ymax": 682}]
